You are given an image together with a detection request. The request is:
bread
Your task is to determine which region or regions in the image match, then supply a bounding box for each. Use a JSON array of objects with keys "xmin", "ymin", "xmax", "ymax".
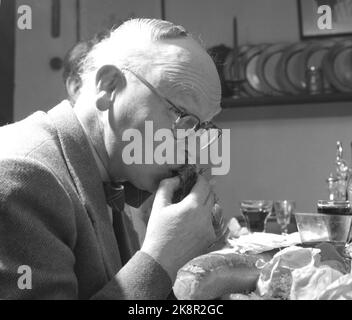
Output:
[{"xmin": 173, "ymin": 249, "xmax": 263, "ymax": 300}]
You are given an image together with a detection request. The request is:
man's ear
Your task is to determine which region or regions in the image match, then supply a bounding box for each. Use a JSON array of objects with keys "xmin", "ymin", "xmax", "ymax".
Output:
[
  {"xmin": 66, "ymin": 77, "xmax": 81, "ymax": 104},
  {"xmin": 95, "ymin": 65, "xmax": 126, "ymax": 111}
]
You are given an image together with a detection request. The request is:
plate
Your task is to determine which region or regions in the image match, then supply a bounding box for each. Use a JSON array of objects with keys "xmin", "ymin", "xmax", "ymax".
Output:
[
  {"xmin": 256, "ymin": 43, "xmax": 288, "ymax": 95},
  {"xmin": 223, "ymin": 45, "xmax": 252, "ymax": 81},
  {"xmin": 277, "ymin": 42, "xmax": 309, "ymax": 94},
  {"xmin": 323, "ymin": 40, "xmax": 352, "ymax": 93},
  {"xmin": 223, "ymin": 45, "xmax": 252, "ymax": 97},
  {"xmin": 242, "ymin": 44, "xmax": 269, "ymax": 97}
]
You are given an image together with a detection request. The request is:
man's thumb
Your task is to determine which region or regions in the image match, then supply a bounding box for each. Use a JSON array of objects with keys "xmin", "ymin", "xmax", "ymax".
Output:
[{"xmin": 154, "ymin": 176, "xmax": 181, "ymax": 207}]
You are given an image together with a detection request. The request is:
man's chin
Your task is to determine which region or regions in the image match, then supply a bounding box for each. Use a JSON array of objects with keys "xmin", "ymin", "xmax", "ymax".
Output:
[
  {"xmin": 132, "ymin": 170, "xmax": 175, "ymax": 193},
  {"xmin": 132, "ymin": 177, "xmax": 158, "ymax": 193},
  {"xmin": 149, "ymin": 172, "xmax": 174, "ymax": 192}
]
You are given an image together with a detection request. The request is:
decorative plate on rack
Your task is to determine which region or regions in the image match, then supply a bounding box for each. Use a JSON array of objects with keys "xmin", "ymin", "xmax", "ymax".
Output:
[
  {"xmin": 277, "ymin": 42, "xmax": 310, "ymax": 95},
  {"xmin": 242, "ymin": 44, "xmax": 269, "ymax": 97},
  {"xmin": 256, "ymin": 43, "xmax": 288, "ymax": 96},
  {"xmin": 323, "ymin": 40, "xmax": 352, "ymax": 93},
  {"xmin": 223, "ymin": 45, "xmax": 252, "ymax": 97}
]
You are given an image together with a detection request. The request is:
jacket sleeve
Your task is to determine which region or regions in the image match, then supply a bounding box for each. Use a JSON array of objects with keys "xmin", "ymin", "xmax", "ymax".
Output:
[
  {"xmin": 0, "ymin": 157, "xmax": 78, "ymax": 299},
  {"xmin": 91, "ymin": 250, "xmax": 172, "ymax": 300},
  {"xmin": 0, "ymin": 157, "xmax": 172, "ymax": 300}
]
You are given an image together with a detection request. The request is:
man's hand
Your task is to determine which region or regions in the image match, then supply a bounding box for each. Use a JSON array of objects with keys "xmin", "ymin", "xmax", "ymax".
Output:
[{"xmin": 141, "ymin": 175, "xmax": 217, "ymax": 282}]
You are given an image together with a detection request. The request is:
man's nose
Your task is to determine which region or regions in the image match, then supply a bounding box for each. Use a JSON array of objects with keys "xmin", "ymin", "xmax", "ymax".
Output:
[{"xmin": 174, "ymin": 138, "xmax": 203, "ymax": 165}]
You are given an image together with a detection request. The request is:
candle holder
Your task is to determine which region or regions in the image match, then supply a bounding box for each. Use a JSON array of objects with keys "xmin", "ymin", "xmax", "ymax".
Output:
[{"xmin": 228, "ymin": 16, "xmax": 246, "ymax": 98}]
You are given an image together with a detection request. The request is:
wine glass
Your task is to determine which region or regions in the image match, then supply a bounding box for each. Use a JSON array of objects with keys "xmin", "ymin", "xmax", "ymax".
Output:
[
  {"xmin": 273, "ymin": 201, "xmax": 295, "ymax": 235},
  {"xmin": 239, "ymin": 200, "xmax": 273, "ymax": 233}
]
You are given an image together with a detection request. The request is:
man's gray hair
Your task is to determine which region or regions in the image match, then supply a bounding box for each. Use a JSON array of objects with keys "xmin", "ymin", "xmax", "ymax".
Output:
[
  {"xmin": 79, "ymin": 18, "xmax": 191, "ymax": 93},
  {"xmin": 121, "ymin": 18, "xmax": 189, "ymax": 41}
]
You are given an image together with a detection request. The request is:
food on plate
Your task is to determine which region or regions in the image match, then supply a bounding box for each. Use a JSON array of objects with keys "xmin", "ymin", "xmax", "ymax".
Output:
[
  {"xmin": 256, "ymin": 245, "xmax": 349, "ymax": 300},
  {"xmin": 173, "ymin": 243, "xmax": 352, "ymax": 300},
  {"xmin": 256, "ymin": 246, "xmax": 321, "ymax": 299},
  {"xmin": 173, "ymin": 248, "xmax": 263, "ymax": 300}
]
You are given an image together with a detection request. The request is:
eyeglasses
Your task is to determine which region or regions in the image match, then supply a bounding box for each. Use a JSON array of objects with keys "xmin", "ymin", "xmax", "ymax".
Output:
[{"xmin": 123, "ymin": 67, "xmax": 222, "ymax": 150}]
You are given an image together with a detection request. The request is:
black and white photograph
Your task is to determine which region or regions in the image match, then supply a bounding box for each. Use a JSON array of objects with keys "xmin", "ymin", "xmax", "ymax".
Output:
[{"xmin": 1, "ymin": 0, "xmax": 352, "ymax": 306}]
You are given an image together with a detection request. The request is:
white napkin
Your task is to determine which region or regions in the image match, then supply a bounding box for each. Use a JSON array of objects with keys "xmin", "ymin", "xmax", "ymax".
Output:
[
  {"xmin": 291, "ymin": 264, "xmax": 343, "ymax": 300},
  {"xmin": 318, "ymin": 273, "xmax": 352, "ymax": 300},
  {"xmin": 256, "ymin": 246, "xmax": 322, "ymax": 299},
  {"xmin": 227, "ymin": 232, "xmax": 302, "ymax": 254},
  {"xmin": 255, "ymin": 245, "xmax": 349, "ymax": 300}
]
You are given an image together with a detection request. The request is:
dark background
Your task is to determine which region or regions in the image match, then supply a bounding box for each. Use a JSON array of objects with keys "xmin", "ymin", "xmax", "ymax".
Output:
[{"xmin": 0, "ymin": 0, "xmax": 15, "ymax": 125}]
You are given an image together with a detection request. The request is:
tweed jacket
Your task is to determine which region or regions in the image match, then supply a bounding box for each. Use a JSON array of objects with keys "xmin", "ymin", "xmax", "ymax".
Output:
[{"xmin": 0, "ymin": 101, "xmax": 171, "ymax": 299}]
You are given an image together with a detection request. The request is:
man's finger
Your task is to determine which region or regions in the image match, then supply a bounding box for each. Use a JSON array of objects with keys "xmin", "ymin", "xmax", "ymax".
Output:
[
  {"xmin": 184, "ymin": 175, "xmax": 211, "ymax": 205},
  {"xmin": 153, "ymin": 176, "xmax": 181, "ymax": 208}
]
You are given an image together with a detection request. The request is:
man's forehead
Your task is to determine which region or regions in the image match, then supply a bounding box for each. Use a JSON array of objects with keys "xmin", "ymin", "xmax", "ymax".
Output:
[
  {"xmin": 146, "ymin": 38, "xmax": 222, "ymax": 120},
  {"xmin": 151, "ymin": 37, "xmax": 213, "ymax": 71}
]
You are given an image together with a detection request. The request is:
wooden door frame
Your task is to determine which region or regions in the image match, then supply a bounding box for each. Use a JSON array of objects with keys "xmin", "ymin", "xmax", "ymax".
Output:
[{"xmin": 0, "ymin": 0, "xmax": 15, "ymax": 125}]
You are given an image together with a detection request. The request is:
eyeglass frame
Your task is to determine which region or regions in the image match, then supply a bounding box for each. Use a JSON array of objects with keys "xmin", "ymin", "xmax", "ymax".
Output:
[{"xmin": 122, "ymin": 67, "xmax": 222, "ymax": 147}]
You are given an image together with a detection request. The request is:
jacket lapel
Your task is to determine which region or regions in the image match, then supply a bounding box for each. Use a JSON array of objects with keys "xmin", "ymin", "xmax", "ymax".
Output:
[{"xmin": 48, "ymin": 101, "xmax": 122, "ymax": 278}]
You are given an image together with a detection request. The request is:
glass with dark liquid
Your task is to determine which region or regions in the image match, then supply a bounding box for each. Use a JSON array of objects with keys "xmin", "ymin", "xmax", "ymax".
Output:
[
  {"xmin": 317, "ymin": 200, "xmax": 352, "ymax": 244},
  {"xmin": 240, "ymin": 200, "xmax": 273, "ymax": 233},
  {"xmin": 317, "ymin": 200, "xmax": 352, "ymax": 215}
]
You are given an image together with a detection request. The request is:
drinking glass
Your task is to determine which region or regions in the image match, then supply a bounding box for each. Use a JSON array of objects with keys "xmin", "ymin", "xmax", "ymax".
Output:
[
  {"xmin": 273, "ymin": 200, "xmax": 295, "ymax": 235},
  {"xmin": 239, "ymin": 200, "xmax": 273, "ymax": 233},
  {"xmin": 317, "ymin": 200, "xmax": 351, "ymax": 215}
]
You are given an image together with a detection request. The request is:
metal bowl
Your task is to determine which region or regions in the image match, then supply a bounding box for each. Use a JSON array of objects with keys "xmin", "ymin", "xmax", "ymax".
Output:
[{"xmin": 294, "ymin": 212, "xmax": 352, "ymax": 244}]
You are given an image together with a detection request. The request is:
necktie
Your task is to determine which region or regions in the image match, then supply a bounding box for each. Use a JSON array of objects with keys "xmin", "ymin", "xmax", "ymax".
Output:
[{"xmin": 103, "ymin": 182, "xmax": 149, "ymax": 265}]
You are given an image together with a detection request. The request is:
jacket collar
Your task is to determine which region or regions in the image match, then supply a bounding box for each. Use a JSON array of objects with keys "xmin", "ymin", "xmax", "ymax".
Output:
[{"xmin": 48, "ymin": 100, "xmax": 122, "ymax": 277}]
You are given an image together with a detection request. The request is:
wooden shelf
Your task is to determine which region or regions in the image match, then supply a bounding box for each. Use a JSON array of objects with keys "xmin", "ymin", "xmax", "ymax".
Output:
[{"xmin": 221, "ymin": 92, "xmax": 352, "ymax": 109}]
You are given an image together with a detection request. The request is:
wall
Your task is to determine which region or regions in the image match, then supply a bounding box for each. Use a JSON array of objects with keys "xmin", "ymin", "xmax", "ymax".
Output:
[
  {"xmin": 165, "ymin": 0, "xmax": 352, "ymax": 217},
  {"xmin": 165, "ymin": 0, "xmax": 299, "ymax": 48},
  {"xmin": 13, "ymin": 1, "xmax": 352, "ymax": 218},
  {"xmin": 15, "ymin": 0, "xmax": 77, "ymax": 121},
  {"xmin": 14, "ymin": 0, "xmax": 161, "ymax": 121},
  {"xmin": 0, "ymin": 0, "xmax": 15, "ymax": 125},
  {"xmin": 79, "ymin": 0, "xmax": 160, "ymax": 40},
  {"xmin": 214, "ymin": 103, "xmax": 352, "ymax": 217}
]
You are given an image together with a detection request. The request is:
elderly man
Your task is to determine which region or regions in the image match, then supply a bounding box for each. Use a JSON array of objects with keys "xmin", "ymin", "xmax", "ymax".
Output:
[
  {"xmin": 62, "ymin": 32, "xmax": 152, "ymax": 248},
  {"xmin": 0, "ymin": 18, "xmax": 222, "ymax": 299}
]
